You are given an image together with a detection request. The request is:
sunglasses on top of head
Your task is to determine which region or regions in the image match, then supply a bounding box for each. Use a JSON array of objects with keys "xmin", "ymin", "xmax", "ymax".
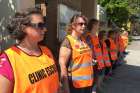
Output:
[{"xmin": 29, "ymin": 22, "xmax": 46, "ymax": 30}]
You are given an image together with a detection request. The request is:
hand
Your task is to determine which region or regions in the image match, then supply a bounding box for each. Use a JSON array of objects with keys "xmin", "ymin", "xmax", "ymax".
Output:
[
  {"xmin": 92, "ymin": 59, "xmax": 97, "ymax": 66},
  {"xmin": 59, "ymin": 78, "xmax": 70, "ymax": 93}
]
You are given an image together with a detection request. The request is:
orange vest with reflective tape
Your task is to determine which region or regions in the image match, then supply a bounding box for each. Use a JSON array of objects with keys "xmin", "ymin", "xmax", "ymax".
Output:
[
  {"xmin": 108, "ymin": 38, "xmax": 118, "ymax": 61},
  {"xmin": 5, "ymin": 46, "xmax": 59, "ymax": 93},
  {"xmin": 89, "ymin": 34, "xmax": 105, "ymax": 69},
  {"xmin": 101, "ymin": 41, "xmax": 111, "ymax": 67},
  {"xmin": 116, "ymin": 35, "xmax": 125, "ymax": 52},
  {"xmin": 67, "ymin": 35, "xmax": 93, "ymax": 88}
]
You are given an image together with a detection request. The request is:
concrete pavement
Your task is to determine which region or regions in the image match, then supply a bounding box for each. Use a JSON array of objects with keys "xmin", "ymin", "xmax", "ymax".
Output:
[{"xmin": 102, "ymin": 40, "xmax": 140, "ymax": 93}]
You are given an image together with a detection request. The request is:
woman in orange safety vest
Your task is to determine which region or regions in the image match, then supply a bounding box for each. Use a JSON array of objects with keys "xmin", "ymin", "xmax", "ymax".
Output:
[
  {"xmin": 115, "ymin": 30, "xmax": 126, "ymax": 65},
  {"xmin": 105, "ymin": 30, "xmax": 118, "ymax": 69},
  {"xmin": 0, "ymin": 8, "xmax": 60, "ymax": 93},
  {"xmin": 121, "ymin": 31, "xmax": 129, "ymax": 50},
  {"xmin": 59, "ymin": 14, "xmax": 94, "ymax": 93},
  {"xmin": 86, "ymin": 18, "xmax": 105, "ymax": 93},
  {"xmin": 98, "ymin": 30, "xmax": 112, "ymax": 78}
]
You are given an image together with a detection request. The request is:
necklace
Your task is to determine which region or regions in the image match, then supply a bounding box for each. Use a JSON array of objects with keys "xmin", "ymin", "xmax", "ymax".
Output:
[{"xmin": 17, "ymin": 45, "xmax": 41, "ymax": 56}]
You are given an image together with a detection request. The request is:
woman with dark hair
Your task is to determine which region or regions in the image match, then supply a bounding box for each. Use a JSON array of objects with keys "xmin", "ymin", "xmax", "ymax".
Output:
[
  {"xmin": 86, "ymin": 18, "xmax": 105, "ymax": 93},
  {"xmin": 105, "ymin": 30, "xmax": 118, "ymax": 70},
  {"xmin": 0, "ymin": 8, "xmax": 59, "ymax": 93},
  {"xmin": 98, "ymin": 30, "xmax": 112, "ymax": 79},
  {"xmin": 59, "ymin": 14, "xmax": 94, "ymax": 93}
]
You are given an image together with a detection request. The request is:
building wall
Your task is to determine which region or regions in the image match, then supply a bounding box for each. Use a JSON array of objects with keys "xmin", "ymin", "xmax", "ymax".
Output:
[
  {"xmin": 59, "ymin": 0, "xmax": 97, "ymax": 19},
  {"xmin": 81, "ymin": 0, "xmax": 97, "ymax": 19},
  {"xmin": 45, "ymin": 0, "xmax": 58, "ymax": 57},
  {"xmin": 59, "ymin": 0, "xmax": 81, "ymax": 11},
  {"xmin": 16, "ymin": 0, "xmax": 35, "ymax": 11},
  {"xmin": 0, "ymin": 0, "xmax": 36, "ymax": 52},
  {"xmin": 0, "ymin": 0, "xmax": 17, "ymax": 51}
]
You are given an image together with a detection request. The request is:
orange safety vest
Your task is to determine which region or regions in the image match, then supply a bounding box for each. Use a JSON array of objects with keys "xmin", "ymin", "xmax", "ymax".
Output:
[
  {"xmin": 89, "ymin": 34, "xmax": 105, "ymax": 69},
  {"xmin": 116, "ymin": 35, "xmax": 125, "ymax": 52},
  {"xmin": 100, "ymin": 41, "xmax": 111, "ymax": 67},
  {"xmin": 108, "ymin": 38, "xmax": 118, "ymax": 61},
  {"xmin": 66, "ymin": 35, "xmax": 93, "ymax": 88},
  {"xmin": 121, "ymin": 35, "xmax": 128, "ymax": 49},
  {"xmin": 5, "ymin": 46, "xmax": 59, "ymax": 93}
]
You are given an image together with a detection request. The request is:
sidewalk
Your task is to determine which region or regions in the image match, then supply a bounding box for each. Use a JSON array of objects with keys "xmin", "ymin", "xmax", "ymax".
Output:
[{"xmin": 102, "ymin": 40, "xmax": 140, "ymax": 93}]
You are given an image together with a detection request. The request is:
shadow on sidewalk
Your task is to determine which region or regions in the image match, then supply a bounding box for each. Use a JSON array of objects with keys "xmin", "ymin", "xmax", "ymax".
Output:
[{"xmin": 102, "ymin": 64, "xmax": 140, "ymax": 93}]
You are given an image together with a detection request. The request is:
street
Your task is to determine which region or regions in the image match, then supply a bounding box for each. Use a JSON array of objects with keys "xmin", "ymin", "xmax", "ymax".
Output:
[{"xmin": 102, "ymin": 39, "xmax": 140, "ymax": 93}]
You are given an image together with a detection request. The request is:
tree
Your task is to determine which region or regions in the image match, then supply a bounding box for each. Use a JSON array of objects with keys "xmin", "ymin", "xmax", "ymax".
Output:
[{"xmin": 98, "ymin": 0, "xmax": 140, "ymax": 29}]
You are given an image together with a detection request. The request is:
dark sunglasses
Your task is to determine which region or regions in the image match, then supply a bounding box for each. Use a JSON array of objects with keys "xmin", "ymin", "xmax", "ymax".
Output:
[
  {"xmin": 29, "ymin": 22, "xmax": 46, "ymax": 30},
  {"xmin": 76, "ymin": 22, "xmax": 87, "ymax": 26}
]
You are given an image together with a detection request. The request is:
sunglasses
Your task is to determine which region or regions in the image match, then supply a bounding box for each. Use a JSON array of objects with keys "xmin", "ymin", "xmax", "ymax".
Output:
[
  {"xmin": 29, "ymin": 22, "xmax": 46, "ymax": 30},
  {"xmin": 76, "ymin": 22, "xmax": 87, "ymax": 26}
]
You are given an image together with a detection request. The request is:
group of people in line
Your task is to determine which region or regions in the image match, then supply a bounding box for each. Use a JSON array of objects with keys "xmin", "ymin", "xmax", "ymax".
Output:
[{"xmin": 0, "ymin": 8, "xmax": 128, "ymax": 93}]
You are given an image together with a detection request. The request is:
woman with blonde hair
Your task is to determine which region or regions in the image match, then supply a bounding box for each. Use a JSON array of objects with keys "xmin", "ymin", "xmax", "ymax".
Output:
[{"xmin": 59, "ymin": 14, "xmax": 94, "ymax": 93}]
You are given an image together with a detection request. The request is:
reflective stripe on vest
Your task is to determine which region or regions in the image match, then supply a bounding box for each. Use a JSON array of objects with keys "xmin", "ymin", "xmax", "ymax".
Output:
[
  {"xmin": 69, "ymin": 61, "xmax": 92, "ymax": 71},
  {"xmin": 67, "ymin": 35, "xmax": 93, "ymax": 88},
  {"xmin": 90, "ymin": 35, "xmax": 105, "ymax": 69},
  {"xmin": 102, "ymin": 41, "xmax": 111, "ymax": 67},
  {"xmin": 71, "ymin": 75, "xmax": 93, "ymax": 80},
  {"xmin": 109, "ymin": 38, "xmax": 118, "ymax": 60},
  {"xmin": 95, "ymin": 52, "xmax": 103, "ymax": 57},
  {"xmin": 5, "ymin": 46, "xmax": 59, "ymax": 93}
]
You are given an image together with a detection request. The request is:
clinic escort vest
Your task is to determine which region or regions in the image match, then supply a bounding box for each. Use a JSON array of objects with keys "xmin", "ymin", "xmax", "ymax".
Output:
[
  {"xmin": 67, "ymin": 35, "xmax": 93, "ymax": 88},
  {"xmin": 5, "ymin": 46, "xmax": 59, "ymax": 93}
]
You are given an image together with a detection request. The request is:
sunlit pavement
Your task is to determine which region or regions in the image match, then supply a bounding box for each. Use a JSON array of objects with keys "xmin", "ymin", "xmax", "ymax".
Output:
[{"xmin": 102, "ymin": 40, "xmax": 140, "ymax": 93}]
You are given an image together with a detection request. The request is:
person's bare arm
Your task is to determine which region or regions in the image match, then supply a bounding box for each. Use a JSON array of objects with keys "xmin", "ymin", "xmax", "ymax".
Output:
[
  {"xmin": 0, "ymin": 75, "xmax": 13, "ymax": 93},
  {"xmin": 59, "ymin": 46, "xmax": 71, "ymax": 93}
]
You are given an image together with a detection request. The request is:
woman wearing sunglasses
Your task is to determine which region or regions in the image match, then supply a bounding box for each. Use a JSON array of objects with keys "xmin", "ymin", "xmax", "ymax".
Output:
[
  {"xmin": 59, "ymin": 14, "xmax": 94, "ymax": 93},
  {"xmin": 0, "ymin": 8, "xmax": 59, "ymax": 93}
]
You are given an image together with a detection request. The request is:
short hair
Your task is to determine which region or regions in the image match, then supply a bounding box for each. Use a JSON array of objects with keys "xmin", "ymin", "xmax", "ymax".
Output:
[
  {"xmin": 87, "ymin": 18, "xmax": 99, "ymax": 31},
  {"xmin": 7, "ymin": 8, "xmax": 42, "ymax": 41}
]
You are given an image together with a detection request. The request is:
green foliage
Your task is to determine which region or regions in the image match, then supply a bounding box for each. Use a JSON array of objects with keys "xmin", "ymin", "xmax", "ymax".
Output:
[
  {"xmin": 128, "ymin": 0, "xmax": 140, "ymax": 14},
  {"xmin": 106, "ymin": 3, "xmax": 129, "ymax": 27},
  {"xmin": 98, "ymin": 0, "xmax": 140, "ymax": 28}
]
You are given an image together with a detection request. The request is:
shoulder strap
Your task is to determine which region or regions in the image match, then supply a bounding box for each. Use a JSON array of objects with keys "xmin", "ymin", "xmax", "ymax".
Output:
[{"xmin": 65, "ymin": 37, "xmax": 72, "ymax": 50}]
